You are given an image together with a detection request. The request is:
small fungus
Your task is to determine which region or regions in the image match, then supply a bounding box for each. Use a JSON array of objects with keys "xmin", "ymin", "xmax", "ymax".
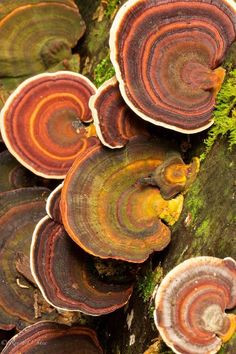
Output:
[
  {"xmin": 0, "ymin": 72, "xmax": 97, "ymax": 178},
  {"xmin": 139, "ymin": 154, "xmax": 200, "ymax": 199},
  {"xmin": 154, "ymin": 256, "xmax": 236, "ymax": 354},
  {"xmin": 110, "ymin": 0, "xmax": 236, "ymax": 132}
]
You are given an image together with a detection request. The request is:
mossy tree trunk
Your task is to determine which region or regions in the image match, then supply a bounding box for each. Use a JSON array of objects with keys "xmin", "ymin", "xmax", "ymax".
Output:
[{"xmin": 75, "ymin": 2, "xmax": 236, "ymax": 353}]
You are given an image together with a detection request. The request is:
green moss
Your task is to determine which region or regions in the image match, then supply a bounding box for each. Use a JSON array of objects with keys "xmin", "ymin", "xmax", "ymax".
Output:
[
  {"xmin": 93, "ymin": 52, "xmax": 115, "ymax": 87},
  {"xmin": 137, "ymin": 264, "xmax": 163, "ymax": 303},
  {"xmin": 105, "ymin": 0, "xmax": 121, "ymax": 18},
  {"xmin": 195, "ymin": 218, "xmax": 211, "ymax": 238},
  {"xmin": 185, "ymin": 180, "xmax": 205, "ymax": 224},
  {"xmin": 201, "ymin": 69, "xmax": 236, "ymax": 160}
]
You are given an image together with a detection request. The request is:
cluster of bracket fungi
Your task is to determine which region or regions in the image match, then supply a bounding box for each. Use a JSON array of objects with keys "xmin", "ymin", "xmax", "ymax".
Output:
[{"xmin": 0, "ymin": 0, "xmax": 235, "ymax": 353}]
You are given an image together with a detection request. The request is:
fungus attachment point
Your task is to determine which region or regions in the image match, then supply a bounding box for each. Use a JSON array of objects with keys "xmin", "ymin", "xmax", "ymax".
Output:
[
  {"xmin": 0, "ymin": 72, "xmax": 97, "ymax": 178},
  {"xmin": 61, "ymin": 137, "xmax": 186, "ymax": 262},
  {"xmin": 110, "ymin": 0, "xmax": 236, "ymax": 132},
  {"xmin": 154, "ymin": 257, "xmax": 236, "ymax": 354},
  {"xmin": 139, "ymin": 155, "xmax": 199, "ymax": 199}
]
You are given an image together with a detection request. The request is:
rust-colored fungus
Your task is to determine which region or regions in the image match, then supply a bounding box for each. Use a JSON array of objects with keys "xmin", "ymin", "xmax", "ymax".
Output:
[
  {"xmin": 46, "ymin": 183, "xmax": 63, "ymax": 224},
  {"xmin": 2, "ymin": 321, "xmax": 103, "ymax": 353},
  {"xmin": 0, "ymin": 0, "xmax": 86, "ymax": 77},
  {"xmin": 61, "ymin": 137, "xmax": 185, "ymax": 262},
  {"xmin": 0, "ymin": 72, "xmax": 97, "ymax": 178},
  {"xmin": 154, "ymin": 257, "xmax": 236, "ymax": 354},
  {"xmin": 110, "ymin": 0, "xmax": 236, "ymax": 133},
  {"xmin": 0, "ymin": 188, "xmax": 60, "ymax": 329},
  {"xmin": 90, "ymin": 76, "xmax": 149, "ymax": 148},
  {"xmin": 31, "ymin": 215, "xmax": 134, "ymax": 315}
]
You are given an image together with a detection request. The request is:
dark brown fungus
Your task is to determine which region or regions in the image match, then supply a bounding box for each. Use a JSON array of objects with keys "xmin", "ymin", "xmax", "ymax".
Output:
[
  {"xmin": 0, "ymin": 188, "xmax": 60, "ymax": 329},
  {"xmin": 2, "ymin": 321, "xmax": 103, "ymax": 354}
]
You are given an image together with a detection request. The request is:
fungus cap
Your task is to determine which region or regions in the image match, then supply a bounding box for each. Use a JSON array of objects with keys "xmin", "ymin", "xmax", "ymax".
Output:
[
  {"xmin": 60, "ymin": 136, "xmax": 187, "ymax": 262},
  {"xmin": 154, "ymin": 256, "xmax": 236, "ymax": 354},
  {"xmin": 2, "ymin": 321, "xmax": 103, "ymax": 354},
  {"xmin": 0, "ymin": 1, "xmax": 85, "ymax": 77},
  {"xmin": 31, "ymin": 215, "xmax": 134, "ymax": 315},
  {"xmin": 110, "ymin": 0, "xmax": 236, "ymax": 133},
  {"xmin": 0, "ymin": 187, "xmax": 61, "ymax": 329},
  {"xmin": 0, "ymin": 71, "xmax": 97, "ymax": 178}
]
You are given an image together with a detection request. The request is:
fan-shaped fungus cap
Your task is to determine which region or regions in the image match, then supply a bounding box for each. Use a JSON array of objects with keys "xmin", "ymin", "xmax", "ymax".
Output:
[
  {"xmin": 0, "ymin": 187, "xmax": 61, "ymax": 330},
  {"xmin": 0, "ymin": 72, "xmax": 97, "ymax": 178},
  {"xmin": 0, "ymin": 1, "xmax": 85, "ymax": 77},
  {"xmin": 61, "ymin": 136, "xmax": 186, "ymax": 263},
  {"xmin": 141, "ymin": 154, "xmax": 200, "ymax": 199},
  {"xmin": 154, "ymin": 257, "xmax": 236, "ymax": 354},
  {"xmin": 0, "ymin": 150, "xmax": 38, "ymax": 192},
  {"xmin": 31, "ymin": 215, "xmax": 134, "ymax": 315},
  {"xmin": 110, "ymin": 0, "xmax": 236, "ymax": 133},
  {"xmin": 2, "ymin": 321, "xmax": 103, "ymax": 354},
  {"xmin": 89, "ymin": 76, "xmax": 149, "ymax": 148}
]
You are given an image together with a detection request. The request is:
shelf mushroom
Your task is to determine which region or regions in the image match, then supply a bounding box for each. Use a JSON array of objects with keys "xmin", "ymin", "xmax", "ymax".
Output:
[
  {"xmin": 0, "ymin": 72, "xmax": 97, "ymax": 178},
  {"xmin": 2, "ymin": 321, "xmax": 103, "ymax": 353},
  {"xmin": 154, "ymin": 257, "xmax": 236, "ymax": 354},
  {"xmin": 89, "ymin": 76, "xmax": 150, "ymax": 148},
  {"xmin": 61, "ymin": 136, "xmax": 186, "ymax": 262},
  {"xmin": 110, "ymin": 0, "xmax": 236, "ymax": 133},
  {"xmin": 0, "ymin": 187, "xmax": 62, "ymax": 330},
  {"xmin": 31, "ymin": 215, "xmax": 134, "ymax": 316},
  {"xmin": 0, "ymin": 0, "xmax": 86, "ymax": 77}
]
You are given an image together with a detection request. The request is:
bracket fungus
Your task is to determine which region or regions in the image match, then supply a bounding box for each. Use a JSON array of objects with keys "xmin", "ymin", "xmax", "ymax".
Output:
[
  {"xmin": 0, "ymin": 0, "xmax": 86, "ymax": 77},
  {"xmin": 31, "ymin": 215, "xmax": 134, "ymax": 315},
  {"xmin": 0, "ymin": 72, "xmax": 97, "ymax": 178},
  {"xmin": 110, "ymin": 0, "xmax": 236, "ymax": 133},
  {"xmin": 0, "ymin": 187, "xmax": 61, "ymax": 330},
  {"xmin": 2, "ymin": 321, "xmax": 103, "ymax": 353},
  {"xmin": 89, "ymin": 76, "xmax": 149, "ymax": 148},
  {"xmin": 154, "ymin": 257, "xmax": 236, "ymax": 354},
  {"xmin": 61, "ymin": 136, "xmax": 185, "ymax": 262}
]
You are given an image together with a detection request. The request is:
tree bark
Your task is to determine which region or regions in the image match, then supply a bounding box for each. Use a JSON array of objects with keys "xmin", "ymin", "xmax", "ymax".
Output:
[{"xmin": 75, "ymin": 2, "xmax": 236, "ymax": 353}]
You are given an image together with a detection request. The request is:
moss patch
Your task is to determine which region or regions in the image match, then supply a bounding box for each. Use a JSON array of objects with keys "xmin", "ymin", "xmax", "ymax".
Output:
[
  {"xmin": 201, "ymin": 69, "xmax": 236, "ymax": 160},
  {"xmin": 93, "ymin": 53, "xmax": 115, "ymax": 87}
]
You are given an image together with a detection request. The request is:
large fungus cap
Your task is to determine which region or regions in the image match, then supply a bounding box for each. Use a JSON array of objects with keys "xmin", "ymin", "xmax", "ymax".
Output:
[
  {"xmin": 89, "ymin": 76, "xmax": 149, "ymax": 148},
  {"xmin": 0, "ymin": 72, "xmax": 97, "ymax": 178},
  {"xmin": 154, "ymin": 256, "xmax": 236, "ymax": 354},
  {"xmin": 0, "ymin": 1, "xmax": 85, "ymax": 77},
  {"xmin": 0, "ymin": 187, "xmax": 61, "ymax": 329},
  {"xmin": 60, "ymin": 136, "xmax": 186, "ymax": 263},
  {"xmin": 31, "ymin": 215, "xmax": 134, "ymax": 315},
  {"xmin": 110, "ymin": 0, "xmax": 236, "ymax": 133},
  {"xmin": 2, "ymin": 321, "xmax": 103, "ymax": 353}
]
